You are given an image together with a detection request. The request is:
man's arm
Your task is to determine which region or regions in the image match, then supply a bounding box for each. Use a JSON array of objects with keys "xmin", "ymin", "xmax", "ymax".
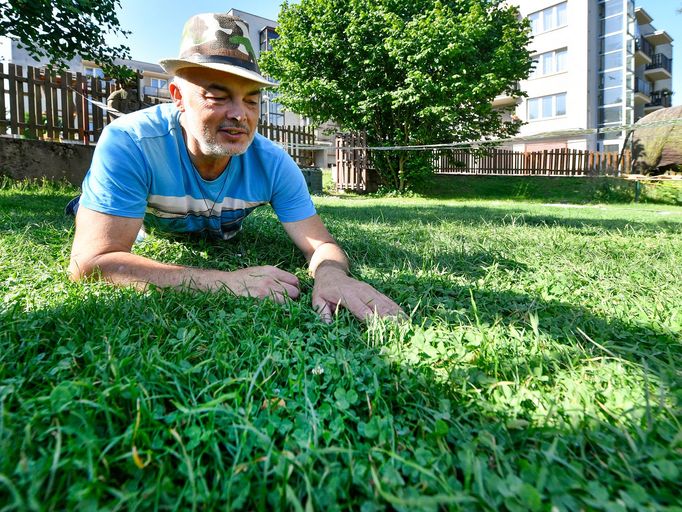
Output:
[
  {"xmin": 69, "ymin": 206, "xmax": 300, "ymax": 302},
  {"xmin": 282, "ymin": 214, "xmax": 404, "ymax": 322}
]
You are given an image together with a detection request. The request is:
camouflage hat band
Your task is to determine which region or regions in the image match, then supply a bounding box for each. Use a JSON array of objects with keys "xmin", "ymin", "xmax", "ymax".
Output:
[{"xmin": 182, "ymin": 54, "xmax": 260, "ymax": 73}]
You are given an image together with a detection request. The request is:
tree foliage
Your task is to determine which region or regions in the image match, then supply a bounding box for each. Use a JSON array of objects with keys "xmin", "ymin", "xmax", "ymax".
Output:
[
  {"xmin": 0, "ymin": 0, "xmax": 132, "ymax": 79},
  {"xmin": 261, "ymin": 0, "xmax": 532, "ymax": 191}
]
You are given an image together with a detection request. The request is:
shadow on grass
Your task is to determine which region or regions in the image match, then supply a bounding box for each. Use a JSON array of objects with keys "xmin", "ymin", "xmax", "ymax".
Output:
[
  {"xmin": 0, "ymin": 192, "xmax": 74, "ymax": 237},
  {"xmin": 145, "ymin": 215, "xmax": 680, "ymax": 393},
  {"xmin": 316, "ymin": 202, "xmax": 682, "ymax": 235},
  {"xmin": 413, "ymin": 175, "xmax": 682, "ymax": 206},
  {"xmin": 1, "ymin": 189, "xmax": 679, "ymax": 508},
  {"xmin": 1, "ymin": 275, "xmax": 679, "ymax": 510}
]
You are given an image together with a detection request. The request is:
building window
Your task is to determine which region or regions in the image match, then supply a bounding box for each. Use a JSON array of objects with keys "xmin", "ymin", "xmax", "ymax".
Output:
[
  {"xmin": 601, "ymin": 33, "xmax": 623, "ymax": 53},
  {"xmin": 260, "ymin": 90, "xmax": 284, "ymax": 125},
  {"xmin": 260, "ymin": 26, "xmax": 279, "ymax": 53},
  {"xmin": 527, "ymin": 93, "xmax": 567, "ymax": 120},
  {"xmin": 151, "ymin": 78, "xmax": 167, "ymax": 89},
  {"xmin": 600, "ymin": 0, "xmax": 623, "ymax": 18},
  {"xmin": 599, "ymin": 106, "xmax": 622, "ymax": 124},
  {"xmin": 85, "ymin": 67, "xmax": 104, "ymax": 79},
  {"xmin": 600, "ymin": 88, "xmax": 623, "ymax": 105},
  {"xmin": 602, "ymin": 51, "xmax": 623, "ymax": 70},
  {"xmin": 530, "ymin": 48, "xmax": 568, "ymax": 78},
  {"xmin": 600, "ymin": 69, "xmax": 623, "ymax": 88},
  {"xmin": 601, "ymin": 14, "xmax": 623, "ymax": 36},
  {"xmin": 529, "ymin": 3, "xmax": 567, "ymax": 35}
]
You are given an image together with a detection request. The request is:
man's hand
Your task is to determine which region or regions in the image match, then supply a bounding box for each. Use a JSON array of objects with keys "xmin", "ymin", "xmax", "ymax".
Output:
[
  {"xmin": 282, "ymin": 215, "xmax": 404, "ymax": 323},
  {"xmin": 220, "ymin": 266, "xmax": 300, "ymax": 303},
  {"xmin": 312, "ymin": 264, "xmax": 404, "ymax": 323}
]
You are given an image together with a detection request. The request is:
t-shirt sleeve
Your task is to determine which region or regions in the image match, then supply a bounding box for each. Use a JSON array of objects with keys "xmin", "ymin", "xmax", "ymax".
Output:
[
  {"xmin": 269, "ymin": 152, "xmax": 317, "ymax": 223},
  {"xmin": 79, "ymin": 125, "xmax": 149, "ymax": 218}
]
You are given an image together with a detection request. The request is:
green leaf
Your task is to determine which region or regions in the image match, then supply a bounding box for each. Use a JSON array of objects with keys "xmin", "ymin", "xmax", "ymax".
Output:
[{"xmin": 519, "ymin": 483, "xmax": 542, "ymax": 512}]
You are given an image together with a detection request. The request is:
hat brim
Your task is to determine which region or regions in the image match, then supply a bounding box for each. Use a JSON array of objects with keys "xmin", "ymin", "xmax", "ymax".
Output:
[{"xmin": 159, "ymin": 59, "xmax": 277, "ymax": 88}]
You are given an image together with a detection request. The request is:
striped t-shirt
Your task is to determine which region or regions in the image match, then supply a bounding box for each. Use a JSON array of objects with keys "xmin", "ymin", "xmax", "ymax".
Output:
[{"xmin": 80, "ymin": 103, "xmax": 316, "ymax": 240}]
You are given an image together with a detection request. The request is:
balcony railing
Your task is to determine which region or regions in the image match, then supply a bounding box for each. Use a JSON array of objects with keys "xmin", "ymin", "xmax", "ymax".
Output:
[
  {"xmin": 143, "ymin": 86, "xmax": 171, "ymax": 99},
  {"xmin": 646, "ymin": 91, "xmax": 673, "ymax": 109},
  {"xmin": 635, "ymin": 36, "xmax": 654, "ymax": 59},
  {"xmin": 646, "ymin": 54, "xmax": 673, "ymax": 73},
  {"xmin": 634, "ymin": 77, "xmax": 652, "ymax": 96}
]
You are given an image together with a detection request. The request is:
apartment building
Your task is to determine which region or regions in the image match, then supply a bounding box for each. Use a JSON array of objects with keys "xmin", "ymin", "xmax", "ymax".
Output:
[{"xmin": 498, "ymin": 0, "xmax": 674, "ymax": 152}]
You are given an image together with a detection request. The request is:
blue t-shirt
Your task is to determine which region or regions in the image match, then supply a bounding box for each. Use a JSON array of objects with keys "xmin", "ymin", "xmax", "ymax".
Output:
[{"xmin": 80, "ymin": 103, "xmax": 316, "ymax": 240}]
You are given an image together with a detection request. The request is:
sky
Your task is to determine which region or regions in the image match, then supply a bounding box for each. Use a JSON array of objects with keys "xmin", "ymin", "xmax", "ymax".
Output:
[
  {"xmin": 109, "ymin": 0, "xmax": 681, "ymax": 106},
  {"xmin": 107, "ymin": 1, "xmax": 288, "ymax": 63}
]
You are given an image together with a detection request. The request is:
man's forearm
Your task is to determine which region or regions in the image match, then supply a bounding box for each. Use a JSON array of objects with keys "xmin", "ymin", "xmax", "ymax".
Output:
[
  {"xmin": 70, "ymin": 250, "xmax": 229, "ymax": 291},
  {"xmin": 70, "ymin": 251, "xmax": 301, "ymax": 302}
]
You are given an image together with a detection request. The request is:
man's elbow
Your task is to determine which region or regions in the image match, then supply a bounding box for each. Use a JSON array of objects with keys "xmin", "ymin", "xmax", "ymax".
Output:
[{"xmin": 68, "ymin": 254, "xmax": 99, "ymax": 282}]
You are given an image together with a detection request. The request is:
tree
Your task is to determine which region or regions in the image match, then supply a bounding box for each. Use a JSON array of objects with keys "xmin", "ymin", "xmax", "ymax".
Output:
[
  {"xmin": 0, "ymin": 0, "xmax": 132, "ymax": 79},
  {"xmin": 261, "ymin": 0, "xmax": 533, "ymax": 191}
]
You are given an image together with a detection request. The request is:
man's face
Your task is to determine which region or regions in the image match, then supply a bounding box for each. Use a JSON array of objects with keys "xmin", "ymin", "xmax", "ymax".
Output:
[{"xmin": 170, "ymin": 67, "xmax": 261, "ymax": 159}]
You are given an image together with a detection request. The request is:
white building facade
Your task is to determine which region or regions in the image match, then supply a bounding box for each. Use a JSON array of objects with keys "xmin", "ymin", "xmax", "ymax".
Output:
[{"xmin": 500, "ymin": 0, "xmax": 674, "ymax": 152}]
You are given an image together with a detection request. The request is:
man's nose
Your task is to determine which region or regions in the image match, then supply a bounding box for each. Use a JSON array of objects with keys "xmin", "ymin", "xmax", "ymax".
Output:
[{"xmin": 225, "ymin": 101, "xmax": 246, "ymax": 122}]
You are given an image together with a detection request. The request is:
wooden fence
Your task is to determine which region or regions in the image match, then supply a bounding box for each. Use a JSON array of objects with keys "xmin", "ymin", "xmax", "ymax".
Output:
[
  {"xmin": 433, "ymin": 147, "xmax": 631, "ymax": 176},
  {"xmin": 334, "ymin": 132, "xmax": 378, "ymax": 192},
  {"xmin": 334, "ymin": 133, "xmax": 633, "ymax": 192},
  {"xmin": 0, "ymin": 63, "xmax": 117, "ymax": 144},
  {"xmin": 258, "ymin": 122, "xmax": 315, "ymax": 167},
  {"xmin": 0, "ymin": 63, "xmax": 317, "ymax": 166}
]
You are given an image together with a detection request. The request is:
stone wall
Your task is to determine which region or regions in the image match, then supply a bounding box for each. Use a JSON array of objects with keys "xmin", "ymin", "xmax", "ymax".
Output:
[
  {"xmin": 0, "ymin": 136, "xmax": 324, "ymax": 194},
  {"xmin": 0, "ymin": 137, "xmax": 94, "ymax": 186}
]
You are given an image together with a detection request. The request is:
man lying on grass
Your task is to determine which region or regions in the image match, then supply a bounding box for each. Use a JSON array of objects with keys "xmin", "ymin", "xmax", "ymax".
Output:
[{"xmin": 68, "ymin": 13, "xmax": 402, "ymax": 323}]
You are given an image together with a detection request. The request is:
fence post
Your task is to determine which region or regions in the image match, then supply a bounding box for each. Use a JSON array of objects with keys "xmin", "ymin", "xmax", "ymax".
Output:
[
  {"xmin": 27, "ymin": 66, "xmax": 38, "ymax": 140},
  {"xmin": 75, "ymin": 73, "xmax": 88, "ymax": 144},
  {"xmin": 0, "ymin": 64, "xmax": 6, "ymax": 135},
  {"xmin": 8, "ymin": 64, "xmax": 19, "ymax": 136},
  {"xmin": 43, "ymin": 68, "xmax": 54, "ymax": 140}
]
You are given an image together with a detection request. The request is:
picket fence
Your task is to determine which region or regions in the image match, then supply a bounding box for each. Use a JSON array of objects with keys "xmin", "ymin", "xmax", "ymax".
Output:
[
  {"xmin": 334, "ymin": 133, "xmax": 633, "ymax": 192},
  {"xmin": 333, "ymin": 132, "xmax": 376, "ymax": 192},
  {"xmin": 0, "ymin": 63, "xmax": 316, "ymax": 166},
  {"xmin": 433, "ymin": 147, "xmax": 631, "ymax": 176}
]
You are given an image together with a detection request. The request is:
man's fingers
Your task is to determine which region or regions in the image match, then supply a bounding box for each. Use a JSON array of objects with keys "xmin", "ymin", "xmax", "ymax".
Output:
[
  {"xmin": 316, "ymin": 281, "xmax": 405, "ymax": 322},
  {"xmin": 226, "ymin": 266, "xmax": 300, "ymax": 302},
  {"xmin": 268, "ymin": 279, "xmax": 300, "ymax": 303},
  {"xmin": 312, "ymin": 296, "xmax": 334, "ymax": 324},
  {"xmin": 259, "ymin": 266, "xmax": 299, "ymax": 287}
]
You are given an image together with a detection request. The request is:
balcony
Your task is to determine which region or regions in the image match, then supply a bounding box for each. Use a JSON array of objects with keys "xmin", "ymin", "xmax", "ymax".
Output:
[
  {"xmin": 644, "ymin": 54, "xmax": 673, "ymax": 82},
  {"xmin": 643, "ymin": 30, "xmax": 673, "ymax": 48},
  {"xmin": 634, "ymin": 7, "xmax": 653, "ymax": 25},
  {"xmin": 143, "ymin": 86, "xmax": 171, "ymax": 100},
  {"xmin": 634, "ymin": 78, "xmax": 652, "ymax": 105},
  {"xmin": 644, "ymin": 91, "xmax": 673, "ymax": 112},
  {"xmin": 634, "ymin": 37, "xmax": 653, "ymax": 66},
  {"xmin": 492, "ymin": 83, "xmax": 520, "ymax": 108}
]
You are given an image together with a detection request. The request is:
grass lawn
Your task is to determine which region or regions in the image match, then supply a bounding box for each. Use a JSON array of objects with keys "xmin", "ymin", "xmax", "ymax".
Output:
[{"xmin": 1, "ymin": 178, "xmax": 681, "ymax": 511}]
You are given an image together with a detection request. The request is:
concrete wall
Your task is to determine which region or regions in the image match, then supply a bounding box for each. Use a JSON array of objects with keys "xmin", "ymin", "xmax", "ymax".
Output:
[
  {"xmin": 0, "ymin": 136, "xmax": 324, "ymax": 194},
  {"xmin": 0, "ymin": 137, "xmax": 93, "ymax": 186}
]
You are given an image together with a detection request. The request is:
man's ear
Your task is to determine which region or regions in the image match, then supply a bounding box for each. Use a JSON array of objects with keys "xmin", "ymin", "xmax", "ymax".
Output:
[{"xmin": 169, "ymin": 81, "xmax": 184, "ymax": 112}]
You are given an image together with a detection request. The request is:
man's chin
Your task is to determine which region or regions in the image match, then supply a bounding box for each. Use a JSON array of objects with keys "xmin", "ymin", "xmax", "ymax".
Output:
[{"xmin": 201, "ymin": 141, "xmax": 251, "ymax": 158}]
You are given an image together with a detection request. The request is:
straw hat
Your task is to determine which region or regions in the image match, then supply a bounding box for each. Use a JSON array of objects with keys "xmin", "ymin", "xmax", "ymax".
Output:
[{"xmin": 160, "ymin": 13, "xmax": 275, "ymax": 87}]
